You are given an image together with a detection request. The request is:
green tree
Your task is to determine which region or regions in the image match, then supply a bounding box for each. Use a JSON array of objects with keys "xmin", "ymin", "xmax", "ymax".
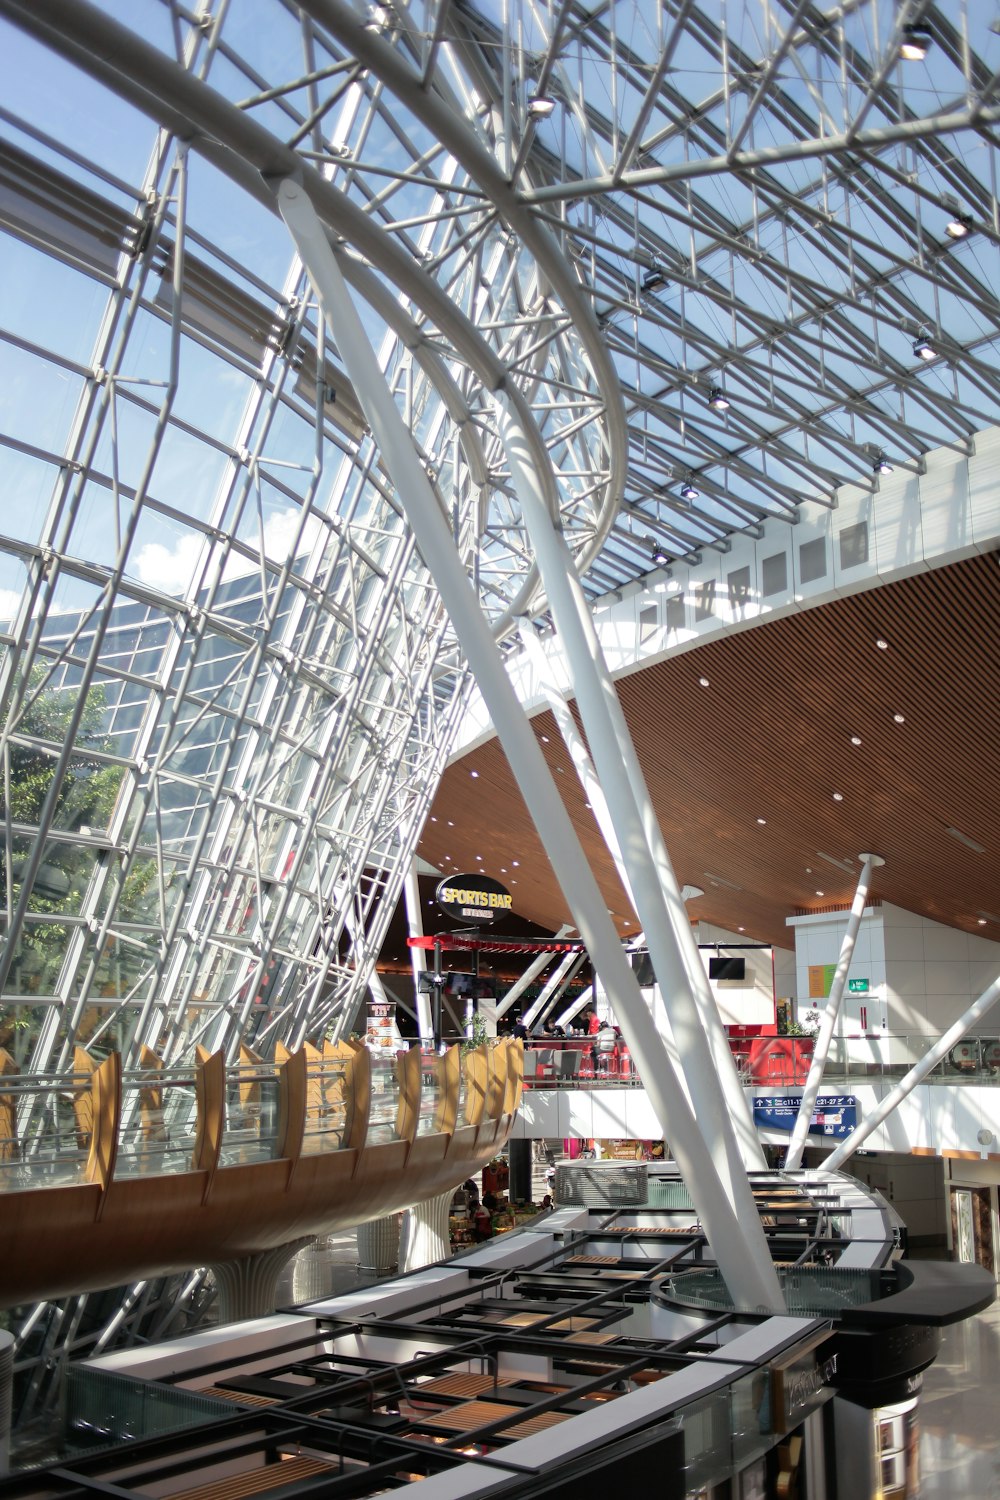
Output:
[{"xmin": 0, "ymin": 668, "xmax": 153, "ymax": 1027}]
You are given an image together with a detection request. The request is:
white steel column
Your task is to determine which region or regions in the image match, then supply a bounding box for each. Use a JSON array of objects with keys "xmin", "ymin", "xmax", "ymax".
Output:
[
  {"xmin": 821, "ymin": 970, "xmax": 1000, "ymax": 1171},
  {"xmin": 497, "ymin": 395, "xmax": 765, "ymax": 1176},
  {"xmin": 516, "ymin": 619, "xmax": 692, "ymax": 1104},
  {"xmin": 278, "ymin": 178, "xmax": 782, "ymax": 1312},
  {"xmin": 785, "ymin": 853, "xmax": 884, "ymax": 1170},
  {"xmin": 522, "ymin": 951, "xmax": 584, "ymax": 1030},
  {"xmin": 496, "ymin": 926, "xmax": 573, "ymax": 1019},
  {"xmin": 554, "ymin": 983, "xmax": 593, "ymax": 1031},
  {"xmin": 403, "ymin": 858, "xmax": 433, "ymax": 1043},
  {"xmin": 517, "ymin": 619, "xmax": 637, "ymax": 907}
]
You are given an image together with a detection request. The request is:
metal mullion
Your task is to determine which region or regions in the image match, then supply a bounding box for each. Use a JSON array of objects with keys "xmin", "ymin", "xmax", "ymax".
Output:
[{"xmin": 0, "ymin": 147, "xmax": 192, "ymax": 1011}]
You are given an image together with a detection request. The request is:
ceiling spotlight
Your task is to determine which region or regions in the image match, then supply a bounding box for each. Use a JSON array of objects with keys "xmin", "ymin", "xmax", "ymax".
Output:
[
  {"xmin": 832, "ymin": 792, "xmax": 844, "ymax": 802},
  {"xmin": 698, "ymin": 676, "xmax": 710, "ymax": 688},
  {"xmin": 642, "ymin": 268, "xmax": 667, "ymax": 293},
  {"xmin": 899, "ymin": 23, "xmax": 932, "ymax": 62},
  {"xmin": 913, "ymin": 336, "xmax": 936, "ymax": 361},
  {"xmin": 680, "ymin": 481, "xmax": 700, "ymax": 502},
  {"xmin": 874, "ymin": 455, "xmax": 893, "ymax": 475},
  {"xmin": 945, "ymin": 212, "xmax": 972, "ymax": 240},
  {"xmin": 757, "ymin": 817, "xmax": 767, "ymax": 825},
  {"xmin": 876, "ymin": 637, "xmax": 889, "ymax": 650},
  {"xmin": 850, "ymin": 735, "xmax": 862, "ymax": 746},
  {"xmin": 527, "ymin": 94, "xmax": 556, "ymax": 119},
  {"xmin": 651, "ymin": 541, "xmax": 670, "ymax": 566},
  {"xmin": 893, "ymin": 712, "xmax": 906, "ymax": 724},
  {"xmin": 708, "ymin": 386, "xmax": 730, "ymax": 412}
]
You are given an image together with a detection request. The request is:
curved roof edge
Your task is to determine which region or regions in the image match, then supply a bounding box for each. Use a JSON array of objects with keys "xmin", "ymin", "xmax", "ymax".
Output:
[{"xmin": 452, "ymin": 423, "xmax": 1000, "ymax": 760}]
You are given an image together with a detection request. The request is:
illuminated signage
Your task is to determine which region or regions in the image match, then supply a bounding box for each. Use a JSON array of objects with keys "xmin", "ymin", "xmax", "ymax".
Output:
[{"xmin": 435, "ymin": 873, "xmax": 513, "ymax": 924}]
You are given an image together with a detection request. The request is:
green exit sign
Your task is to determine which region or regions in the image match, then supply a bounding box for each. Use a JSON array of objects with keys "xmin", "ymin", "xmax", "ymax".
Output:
[{"xmin": 848, "ymin": 978, "xmax": 870, "ymax": 993}]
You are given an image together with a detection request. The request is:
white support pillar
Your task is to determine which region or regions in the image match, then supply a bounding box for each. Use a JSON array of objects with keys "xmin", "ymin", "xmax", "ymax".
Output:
[
  {"xmin": 554, "ymin": 983, "xmax": 593, "ymax": 1031},
  {"xmin": 278, "ymin": 178, "xmax": 782, "ymax": 1312},
  {"xmin": 522, "ymin": 950, "xmax": 584, "ymax": 1030},
  {"xmin": 496, "ymin": 395, "xmax": 765, "ymax": 1176},
  {"xmin": 399, "ymin": 1188, "xmax": 454, "ymax": 1271},
  {"xmin": 496, "ymin": 926, "xmax": 573, "ymax": 1019},
  {"xmin": 785, "ymin": 853, "xmax": 883, "ymax": 1170},
  {"xmin": 403, "ymin": 858, "xmax": 433, "ymax": 1043},
  {"xmin": 517, "ymin": 619, "xmax": 637, "ymax": 909},
  {"xmin": 821, "ymin": 970, "xmax": 1000, "ymax": 1171}
]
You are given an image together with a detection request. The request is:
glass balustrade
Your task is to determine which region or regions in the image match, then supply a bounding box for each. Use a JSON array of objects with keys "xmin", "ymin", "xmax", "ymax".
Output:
[
  {"xmin": 0, "ymin": 1040, "xmax": 504, "ymax": 1191},
  {"xmin": 521, "ymin": 1034, "xmax": 1000, "ymax": 1088}
]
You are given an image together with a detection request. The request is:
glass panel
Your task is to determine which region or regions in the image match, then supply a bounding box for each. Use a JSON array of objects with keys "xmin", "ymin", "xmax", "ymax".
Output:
[
  {"xmin": 220, "ymin": 1064, "xmax": 280, "ymax": 1166},
  {"xmin": 114, "ymin": 1069, "xmax": 199, "ymax": 1178}
]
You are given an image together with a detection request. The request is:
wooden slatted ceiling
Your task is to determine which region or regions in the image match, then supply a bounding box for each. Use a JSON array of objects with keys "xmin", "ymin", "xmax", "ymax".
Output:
[{"xmin": 418, "ymin": 553, "xmax": 1000, "ymax": 949}]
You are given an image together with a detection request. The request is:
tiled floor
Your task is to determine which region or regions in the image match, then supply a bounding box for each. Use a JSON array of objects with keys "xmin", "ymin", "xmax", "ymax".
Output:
[{"xmin": 919, "ymin": 1294, "xmax": 1000, "ymax": 1498}]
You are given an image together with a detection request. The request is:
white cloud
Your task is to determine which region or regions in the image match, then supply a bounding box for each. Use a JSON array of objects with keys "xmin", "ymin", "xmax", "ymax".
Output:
[
  {"xmin": 130, "ymin": 508, "xmax": 325, "ymax": 596},
  {"xmin": 132, "ymin": 530, "xmax": 206, "ymax": 594},
  {"xmin": 0, "ymin": 588, "xmax": 23, "ymax": 622}
]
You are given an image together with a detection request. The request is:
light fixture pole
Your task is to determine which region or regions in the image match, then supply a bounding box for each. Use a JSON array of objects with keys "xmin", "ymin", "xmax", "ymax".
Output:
[{"xmin": 784, "ymin": 853, "xmax": 884, "ymax": 1170}]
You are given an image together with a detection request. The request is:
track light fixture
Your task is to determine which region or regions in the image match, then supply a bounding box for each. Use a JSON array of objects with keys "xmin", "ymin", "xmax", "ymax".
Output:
[
  {"xmin": 899, "ymin": 24, "xmax": 932, "ymax": 61},
  {"xmin": 708, "ymin": 386, "xmax": 730, "ymax": 412},
  {"xmin": 913, "ymin": 336, "xmax": 936, "ymax": 361}
]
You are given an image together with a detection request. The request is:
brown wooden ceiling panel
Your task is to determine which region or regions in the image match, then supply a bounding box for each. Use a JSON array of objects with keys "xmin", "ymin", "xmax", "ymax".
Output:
[{"xmin": 418, "ymin": 553, "xmax": 1000, "ymax": 950}]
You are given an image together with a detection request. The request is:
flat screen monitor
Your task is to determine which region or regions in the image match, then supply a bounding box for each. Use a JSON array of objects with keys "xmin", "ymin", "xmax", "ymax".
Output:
[{"xmin": 709, "ymin": 955, "xmax": 746, "ymax": 982}]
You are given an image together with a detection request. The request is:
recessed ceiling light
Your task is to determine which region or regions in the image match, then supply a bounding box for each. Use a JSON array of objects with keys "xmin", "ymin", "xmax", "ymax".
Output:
[
  {"xmin": 876, "ymin": 638, "xmax": 889, "ymax": 650},
  {"xmin": 832, "ymin": 792, "xmax": 844, "ymax": 802},
  {"xmin": 757, "ymin": 817, "xmax": 767, "ymax": 825},
  {"xmin": 978, "ymin": 919, "xmax": 988, "ymax": 926},
  {"xmin": 699, "ymin": 676, "xmax": 710, "ymax": 687},
  {"xmin": 850, "ymin": 735, "xmax": 862, "ymax": 746},
  {"xmin": 541, "ymin": 735, "xmax": 549, "ymax": 743},
  {"xmin": 470, "ymin": 769, "xmax": 479, "ymax": 777},
  {"xmin": 512, "ymin": 860, "xmax": 519, "ymax": 867},
  {"xmin": 816, "ymin": 890, "xmax": 825, "ymax": 897},
  {"xmin": 738, "ymin": 926, "xmax": 745, "ymax": 933},
  {"xmin": 430, "ymin": 815, "xmax": 437, "ymax": 822},
  {"xmin": 475, "ymin": 854, "xmax": 483, "ymax": 860},
  {"xmin": 893, "ymin": 712, "xmax": 905, "ymax": 724},
  {"xmin": 806, "ymin": 867, "xmax": 812, "ymax": 873}
]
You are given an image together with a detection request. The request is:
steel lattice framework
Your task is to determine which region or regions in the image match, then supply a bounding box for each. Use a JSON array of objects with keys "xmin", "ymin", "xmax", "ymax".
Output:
[{"xmin": 0, "ymin": 0, "xmax": 998, "ymax": 1426}]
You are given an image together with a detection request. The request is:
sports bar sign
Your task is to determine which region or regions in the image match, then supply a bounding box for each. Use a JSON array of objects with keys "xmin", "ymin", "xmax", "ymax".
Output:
[{"xmin": 435, "ymin": 873, "xmax": 513, "ymax": 925}]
